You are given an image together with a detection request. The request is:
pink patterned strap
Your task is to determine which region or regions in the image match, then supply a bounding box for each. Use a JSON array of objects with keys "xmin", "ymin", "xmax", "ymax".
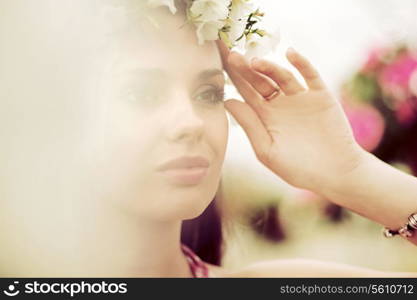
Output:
[{"xmin": 181, "ymin": 244, "xmax": 211, "ymax": 278}]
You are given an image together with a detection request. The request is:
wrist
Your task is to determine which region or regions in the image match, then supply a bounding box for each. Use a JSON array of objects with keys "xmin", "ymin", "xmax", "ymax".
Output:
[{"xmin": 313, "ymin": 148, "xmax": 375, "ymax": 203}]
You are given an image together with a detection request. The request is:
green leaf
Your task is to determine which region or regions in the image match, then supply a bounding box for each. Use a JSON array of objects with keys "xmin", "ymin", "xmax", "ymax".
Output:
[{"xmin": 348, "ymin": 73, "xmax": 381, "ymax": 103}]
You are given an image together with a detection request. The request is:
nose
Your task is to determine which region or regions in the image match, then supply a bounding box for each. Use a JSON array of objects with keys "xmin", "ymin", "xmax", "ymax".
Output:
[{"xmin": 165, "ymin": 92, "xmax": 205, "ymax": 143}]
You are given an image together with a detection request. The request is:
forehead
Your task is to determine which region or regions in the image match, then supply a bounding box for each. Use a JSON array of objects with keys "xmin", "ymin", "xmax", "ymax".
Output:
[{"xmin": 113, "ymin": 8, "xmax": 222, "ymax": 76}]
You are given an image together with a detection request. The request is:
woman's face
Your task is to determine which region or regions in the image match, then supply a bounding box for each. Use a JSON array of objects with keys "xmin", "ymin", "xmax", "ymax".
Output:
[{"xmin": 89, "ymin": 8, "xmax": 229, "ymax": 221}]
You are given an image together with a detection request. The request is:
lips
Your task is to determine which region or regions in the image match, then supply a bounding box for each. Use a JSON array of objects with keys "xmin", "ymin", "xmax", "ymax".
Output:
[
  {"xmin": 157, "ymin": 156, "xmax": 210, "ymax": 171},
  {"xmin": 156, "ymin": 156, "xmax": 210, "ymax": 185}
]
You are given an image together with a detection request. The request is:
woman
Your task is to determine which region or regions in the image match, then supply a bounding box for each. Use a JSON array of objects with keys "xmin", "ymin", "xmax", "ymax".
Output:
[{"xmin": 0, "ymin": 0, "xmax": 416, "ymax": 277}]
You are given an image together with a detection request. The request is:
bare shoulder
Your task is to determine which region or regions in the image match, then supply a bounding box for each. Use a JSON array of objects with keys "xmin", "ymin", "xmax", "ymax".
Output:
[{"xmin": 208, "ymin": 259, "xmax": 417, "ymax": 278}]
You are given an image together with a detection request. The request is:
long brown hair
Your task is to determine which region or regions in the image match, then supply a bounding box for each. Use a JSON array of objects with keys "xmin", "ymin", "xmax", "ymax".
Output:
[{"xmin": 180, "ymin": 193, "xmax": 223, "ymax": 266}]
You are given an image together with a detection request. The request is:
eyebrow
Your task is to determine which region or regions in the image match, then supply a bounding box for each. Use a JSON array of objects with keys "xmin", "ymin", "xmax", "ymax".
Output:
[{"xmin": 197, "ymin": 69, "xmax": 225, "ymax": 81}]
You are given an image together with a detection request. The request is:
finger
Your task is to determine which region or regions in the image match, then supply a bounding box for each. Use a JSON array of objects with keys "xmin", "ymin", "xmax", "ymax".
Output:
[
  {"xmin": 228, "ymin": 66, "xmax": 264, "ymax": 110},
  {"xmin": 219, "ymin": 52, "xmax": 263, "ymax": 110},
  {"xmin": 216, "ymin": 43, "xmax": 264, "ymax": 110},
  {"xmin": 216, "ymin": 40, "xmax": 230, "ymax": 69},
  {"xmin": 251, "ymin": 58, "xmax": 306, "ymax": 95},
  {"xmin": 225, "ymin": 99, "xmax": 272, "ymax": 163},
  {"xmin": 286, "ymin": 47, "xmax": 326, "ymax": 90},
  {"xmin": 228, "ymin": 51, "xmax": 281, "ymax": 99}
]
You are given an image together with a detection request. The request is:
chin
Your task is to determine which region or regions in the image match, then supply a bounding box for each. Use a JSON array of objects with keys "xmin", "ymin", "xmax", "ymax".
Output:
[
  {"xmin": 180, "ymin": 201, "xmax": 211, "ymax": 221},
  {"xmin": 154, "ymin": 187, "xmax": 217, "ymax": 222},
  {"xmin": 173, "ymin": 195, "xmax": 214, "ymax": 221},
  {"xmin": 131, "ymin": 173, "xmax": 221, "ymax": 222}
]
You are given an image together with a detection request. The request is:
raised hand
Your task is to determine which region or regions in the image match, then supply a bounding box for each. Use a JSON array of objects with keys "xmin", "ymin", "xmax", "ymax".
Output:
[{"xmin": 217, "ymin": 41, "xmax": 366, "ymax": 192}]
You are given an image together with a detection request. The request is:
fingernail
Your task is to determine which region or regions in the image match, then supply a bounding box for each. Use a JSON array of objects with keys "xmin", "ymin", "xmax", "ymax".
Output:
[
  {"xmin": 287, "ymin": 47, "xmax": 296, "ymax": 54},
  {"xmin": 251, "ymin": 57, "xmax": 259, "ymax": 66}
]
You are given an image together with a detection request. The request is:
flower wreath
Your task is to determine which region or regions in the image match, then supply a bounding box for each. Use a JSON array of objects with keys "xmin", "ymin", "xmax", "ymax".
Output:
[{"xmin": 147, "ymin": 0, "xmax": 279, "ymax": 58}]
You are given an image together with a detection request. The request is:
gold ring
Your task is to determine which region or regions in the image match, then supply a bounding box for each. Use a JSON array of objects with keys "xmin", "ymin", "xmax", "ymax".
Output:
[{"xmin": 264, "ymin": 86, "xmax": 280, "ymax": 101}]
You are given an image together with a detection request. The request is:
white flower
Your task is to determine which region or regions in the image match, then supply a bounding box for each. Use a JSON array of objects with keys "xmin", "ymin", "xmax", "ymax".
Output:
[
  {"xmin": 196, "ymin": 20, "xmax": 225, "ymax": 45},
  {"xmin": 147, "ymin": 0, "xmax": 177, "ymax": 14},
  {"xmin": 190, "ymin": 0, "xmax": 230, "ymax": 23},
  {"xmin": 225, "ymin": 17, "xmax": 246, "ymax": 45},
  {"xmin": 229, "ymin": 0, "xmax": 254, "ymax": 20},
  {"xmin": 145, "ymin": 0, "xmax": 277, "ymax": 56},
  {"xmin": 244, "ymin": 29, "xmax": 280, "ymax": 59},
  {"xmin": 190, "ymin": 0, "xmax": 231, "ymax": 45},
  {"xmin": 218, "ymin": 17, "xmax": 246, "ymax": 48}
]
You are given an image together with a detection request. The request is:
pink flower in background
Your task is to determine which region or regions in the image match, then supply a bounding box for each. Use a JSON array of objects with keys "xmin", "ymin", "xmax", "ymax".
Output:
[
  {"xmin": 361, "ymin": 47, "xmax": 386, "ymax": 73},
  {"xmin": 343, "ymin": 45, "xmax": 417, "ymax": 178},
  {"xmin": 395, "ymin": 97, "xmax": 417, "ymax": 126},
  {"xmin": 378, "ymin": 54, "xmax": 417, "ymax": 101},
  {"xmin": 343, "ymin": 101, "xmax": 385, "ymax": 152}
]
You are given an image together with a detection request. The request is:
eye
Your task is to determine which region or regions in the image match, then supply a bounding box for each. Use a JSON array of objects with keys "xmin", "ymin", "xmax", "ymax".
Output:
[{"xmin": 193, "ymin": 85, "xmax": 225, "ymax": 104}]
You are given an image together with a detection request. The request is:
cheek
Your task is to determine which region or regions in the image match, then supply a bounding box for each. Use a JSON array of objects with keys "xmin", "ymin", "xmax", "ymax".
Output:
[
  {"xmin": 87, "ymin": 112, "xmax": 159, "ymax": 203},
  {"xmin": 207, "ymin": 108, "xmax": 229, "ymax": 165}
]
